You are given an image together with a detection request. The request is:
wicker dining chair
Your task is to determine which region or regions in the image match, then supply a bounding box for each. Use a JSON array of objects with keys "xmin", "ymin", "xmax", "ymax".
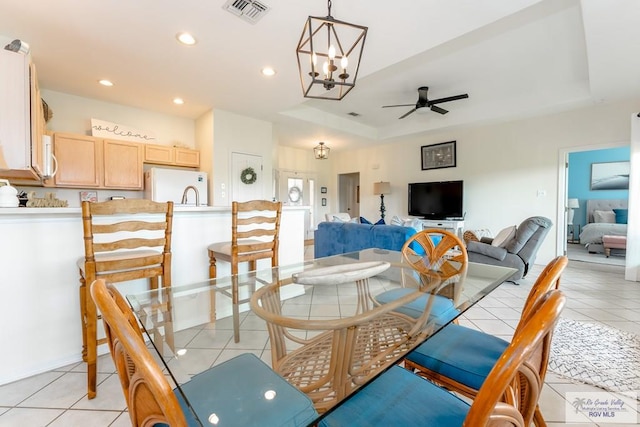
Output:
[
  {"xmin": 375, "ymin": 228, "xmax": 468, "ymax": 324},
  {"xmin": 404, "ymin": 255, "xmax": 568, "ymax": 427},
  {"xmin": 250, "ymin": 261, "xmax": 436, "ymax": 413},
  {"xmin": 318, "ymin": 289, "xmax": 566, "ymax": 427},
  {"xmin": 78, "ymin": 198, "xmax": 173, "ymax": 399},
  {"xmin": 91, "ymin": 279, "xmax": 318, "ymax": 427},
  {"xmin": 208, "ymin": 200, "xmax": 281, "ymax": 342}
]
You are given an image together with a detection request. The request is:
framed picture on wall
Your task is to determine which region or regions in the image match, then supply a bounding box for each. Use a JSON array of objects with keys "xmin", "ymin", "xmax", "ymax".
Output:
[
  {"xmin": 421, "ymin": 141, "xmax": 456, "ymax": 170},
  {"xmin": 590, "ymin": 161, "xmax": 630, "ymax": 190},
  {"xmin": 321, "ymin": 198, "xmax": 327, "ymax": 206},
  {"xmin": 320, "ymin": 187, "xmax": 327, "ymax": 194}
]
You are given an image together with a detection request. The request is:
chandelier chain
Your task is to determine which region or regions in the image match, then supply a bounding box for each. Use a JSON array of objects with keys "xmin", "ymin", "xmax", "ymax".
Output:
[{"xmin": 327, "ymin": 0, "xmax": 332, "ymax": 16}]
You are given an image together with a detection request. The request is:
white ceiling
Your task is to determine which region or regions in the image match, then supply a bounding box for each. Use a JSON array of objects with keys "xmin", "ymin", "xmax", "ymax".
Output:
[{"xmin": 1, "ymin": 0, "xmax": 639, "ymax": 152}]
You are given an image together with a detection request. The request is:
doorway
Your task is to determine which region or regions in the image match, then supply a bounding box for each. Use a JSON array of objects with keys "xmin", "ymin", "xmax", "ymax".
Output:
[
  {"xmin": 278, "ymin": 170, "xmax": 316, "ymax": 241},
  {"xmin": 338, "ymin": 172, "xmax": 360, "ymax": 219},
  {"xmin": 231, "ymin": 152, "xmax": 263, "ymax": 202},
  {"xmin": 559, "ymin": 144, "xmax": 630, "ymax": 267}
]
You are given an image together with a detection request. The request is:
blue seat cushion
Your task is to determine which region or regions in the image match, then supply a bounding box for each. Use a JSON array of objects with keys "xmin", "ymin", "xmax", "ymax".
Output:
[
  {"xmin": 375, "ymin": 288, "xmax": 459, "ymax": 324},
  {"xmin": 157, "ymin": 353, "xmax": 318, "ymax": 427},
  {"xmin": 319, "ymin": 365, "xmax": 470, "ymax": 426},
  {"xmin": 405, "ymin": 323, "xmax": 509, "ymax": 390}
]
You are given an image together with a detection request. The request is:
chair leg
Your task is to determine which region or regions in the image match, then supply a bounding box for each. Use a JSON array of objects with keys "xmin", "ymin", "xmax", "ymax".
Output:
[
  {"xmin": 208, "ymin": 251, "xmax": 217, "ymax": 279},
  {"xmin": 533, "ymin": 405, "xmax": 547, "ymax": 427},
  {"xmin": 232, "ymin": 273, "xmax": 240, "ymax": 343},
  {"xmin": 79, "ymin": 274, "xmax": 87, "ymax": 363},
  {"xmin": 84, "ymin": 278, "xmax": 98, "ymax": 399}
]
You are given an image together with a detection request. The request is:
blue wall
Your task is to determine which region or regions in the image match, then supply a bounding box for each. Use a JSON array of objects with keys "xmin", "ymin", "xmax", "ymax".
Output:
[{"xmin": 568, "ymin": 146, "xmax": 630, "ymax": 228}]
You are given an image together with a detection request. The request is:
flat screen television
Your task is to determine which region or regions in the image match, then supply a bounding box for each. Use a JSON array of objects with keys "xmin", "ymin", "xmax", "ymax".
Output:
[{"xmin": 408, "ymin": 180, "xmax": 464, "ymax": 220}]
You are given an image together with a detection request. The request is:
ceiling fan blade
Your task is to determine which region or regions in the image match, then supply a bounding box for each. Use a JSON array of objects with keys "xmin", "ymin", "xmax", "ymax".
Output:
[
  {"xmin": 430, "ymin": 105, "xmax": 449, "ymax": 115},
  {"xmin": 428, "ymin": 94, "xmax": 469, "ymax": 105},
  {"xmin": 382, "ymin": 104, "xmax": 416, "ymax": 108},
  {"xmin": 399, "ymin": 108, "xmax": 417, "ymax": 119}
]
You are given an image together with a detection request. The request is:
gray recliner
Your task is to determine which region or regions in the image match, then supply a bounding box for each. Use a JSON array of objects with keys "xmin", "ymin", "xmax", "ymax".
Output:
[{"xmin": 466, "ymin": 216, "xmax": 553, "ymax": 282}]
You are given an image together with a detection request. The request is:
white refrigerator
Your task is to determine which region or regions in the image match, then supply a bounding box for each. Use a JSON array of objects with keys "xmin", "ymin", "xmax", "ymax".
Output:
[{"xmin": 144, "ymin": 167, "xmax": 208, "ymax": 206}]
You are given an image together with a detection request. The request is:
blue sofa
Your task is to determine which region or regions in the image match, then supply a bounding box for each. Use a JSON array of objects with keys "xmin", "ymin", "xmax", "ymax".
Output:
[{"xmin": 314, "ymin": 221, "xmax": 417, "ymax": 258}]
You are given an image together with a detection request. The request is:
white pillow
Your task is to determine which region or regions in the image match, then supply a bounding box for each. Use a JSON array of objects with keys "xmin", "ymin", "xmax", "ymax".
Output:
[
  {"xmin": 390, "ymin": 216, "xmax": 423, "ymax": 232},
  {"xmin": 593, "ymin": 210, "xmax": 616, "ymax": 224},
  {"xmin": 403, "ymin": 218, "xmax": 423, "ymax": 232},
  {"xmin": 491, "ymin": 225, "xmax": 516, "ymax": 247},
  {"xmin": 390, "ymin": 215, "xmax": 403, "ymax": 226}
]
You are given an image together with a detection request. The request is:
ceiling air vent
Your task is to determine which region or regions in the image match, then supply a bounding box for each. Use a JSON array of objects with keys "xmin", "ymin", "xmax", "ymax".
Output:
[{"xmin": 223, "ymin": 0, "xmax": 270, "ymax": 24}]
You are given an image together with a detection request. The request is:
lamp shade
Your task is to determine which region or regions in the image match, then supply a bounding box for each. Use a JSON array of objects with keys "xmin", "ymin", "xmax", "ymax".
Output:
[
  {"xmin": 567, "ymin": 198, "xmax": 579, "ymax": 209},
  {"xmin": 373, "ymin": 182, "xmax": 391, "ymax": 195}
]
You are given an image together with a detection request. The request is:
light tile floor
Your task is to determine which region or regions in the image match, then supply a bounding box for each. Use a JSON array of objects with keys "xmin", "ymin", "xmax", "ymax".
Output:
[{"xmin": 1, "ymin": 256, "xmax": 639, "ymax": 426}]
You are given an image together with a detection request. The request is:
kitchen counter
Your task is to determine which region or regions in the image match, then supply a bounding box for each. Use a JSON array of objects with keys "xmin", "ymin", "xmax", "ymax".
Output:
[{"xmin": 0, "ymin": 205, "xmax": 308, "ymax": 386}]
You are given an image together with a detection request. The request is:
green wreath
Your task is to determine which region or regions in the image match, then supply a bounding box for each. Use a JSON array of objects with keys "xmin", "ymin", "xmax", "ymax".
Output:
[{"xmin": 240, "ymin": 166, "xmax": 257, "ymax": 184}]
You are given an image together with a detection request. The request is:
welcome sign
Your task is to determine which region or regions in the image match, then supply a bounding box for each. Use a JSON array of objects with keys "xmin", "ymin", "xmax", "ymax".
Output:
[{"xmin": 90, "ymin": 118, "xmax": 157, "ymax": 143}]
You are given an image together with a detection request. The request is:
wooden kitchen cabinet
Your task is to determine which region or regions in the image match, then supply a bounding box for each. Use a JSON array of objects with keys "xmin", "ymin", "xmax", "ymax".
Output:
[
  {"xmin": 53, "ymin": 133, "xmax": 102, "ymax": 187},
  {"xmin": 53, "ymin": 133, "xmax": 144, "ymax": 189},
  {"xmin": 103, "ymin": 139, "xmax": 144, "ymax": 188},
  {"xmin": 174, "ymin": 147, "xmax": 199, "ymax": 167},
  {"xmin": 144, "ymin": 143, "xmax": 199, "ymax": 168},
  {"xmin": 0, "ymin": 50, "xmax": 47, "ymax": 182}
]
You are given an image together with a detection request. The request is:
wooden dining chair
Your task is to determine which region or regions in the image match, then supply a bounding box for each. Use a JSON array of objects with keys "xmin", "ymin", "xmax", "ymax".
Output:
[
  {"xmin": 375, "ymin": 228, "xmax": 468, "ymax": 324},
  {"xmin": 78, "ymin": 198, "xmax": 173, "ymax": 399},
  {"xmin": 404, "ymin": 255, "xmax": 568, "ymax": 426},
  {"xmin": 207, "ymin": 200, "xmax": 281, "ymax": 341},
  {"xmin": 318, "ymin": 289, "xmax": 566, "ymax": 427},
  {"xmin": 91, "ymin": 279, "xmax": 318, "ymax": 427}
]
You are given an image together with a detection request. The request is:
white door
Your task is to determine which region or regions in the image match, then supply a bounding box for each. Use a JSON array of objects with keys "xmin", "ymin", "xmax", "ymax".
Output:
[
  {"xmin": 279, "ymin": 171, "xmax": 316, "ymax": 240},
  {"xmin": 231, "ymin": 152, "xmax": 263, "ymax": 202}
]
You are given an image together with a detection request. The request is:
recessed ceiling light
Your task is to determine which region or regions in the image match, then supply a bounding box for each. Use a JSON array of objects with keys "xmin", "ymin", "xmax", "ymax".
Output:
[
  {"xmin": 261, "ymin": 67, "xmax": 276, "ymax": 77},
  {"xmin": 176, "ymin": 32, "xmax": 197, "ymax": 45},
  {"xmin": 98, "ymin": 79, "xmax": 114, "ymax": 87},
  {"xmin": 173, "ymin": 98, "xmax": 184, "ymax": 105}
]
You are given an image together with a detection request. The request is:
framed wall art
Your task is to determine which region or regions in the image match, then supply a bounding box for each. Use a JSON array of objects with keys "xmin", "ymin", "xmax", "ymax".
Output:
[
  {"xmin": 320, "ymin": 186, "xmax": 327, "ymax": 193},
  {"xmin": 590, "ymin": 161, "xmax": 630, "ymax": 190},
  {"xmin": 421, "ymin": 141, "xmax": 456, "ymax": 170},
  {"xmin": 321, "ymin": 198, "xmax": 327, "ymax": 206}
]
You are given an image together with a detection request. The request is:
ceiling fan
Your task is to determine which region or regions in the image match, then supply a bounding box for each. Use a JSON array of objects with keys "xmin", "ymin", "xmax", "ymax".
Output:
[{"xmin": 382, "ymin": 86, "xmax": 469, "ymax": 119}]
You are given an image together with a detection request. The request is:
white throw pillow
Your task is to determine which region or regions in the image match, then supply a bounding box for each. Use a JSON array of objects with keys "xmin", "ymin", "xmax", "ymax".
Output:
[
  {"xmin": 593, "ymin": 210, "xmax": 616, "ymax": 224},
  {"xmin": 390, "ymin": 215, "xmax": 403, "ymax": 226},
  {"xmin": 491, "ymin": 225, "xmax": 516, "ymax": 247}
]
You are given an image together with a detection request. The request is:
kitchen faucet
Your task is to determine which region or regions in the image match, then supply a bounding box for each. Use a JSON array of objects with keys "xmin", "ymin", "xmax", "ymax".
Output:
[{"xmin": 181, "ymin": 185, "xmax": 200, "ymax": 206}]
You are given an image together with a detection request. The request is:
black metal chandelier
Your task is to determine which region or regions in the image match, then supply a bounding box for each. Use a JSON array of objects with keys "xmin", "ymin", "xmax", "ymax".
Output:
[
  {"xmin": 296, "ymin": 0, "xmax": 368, "ymax": 101},
  {"xmin": 314, "ymin": 142, "xmax": 330, "ymax": 159}
]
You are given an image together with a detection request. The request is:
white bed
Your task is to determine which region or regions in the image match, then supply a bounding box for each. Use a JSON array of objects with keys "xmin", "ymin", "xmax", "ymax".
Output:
[{"xmin": 579, "ymin": 199, "xmax": 628, "ymax": 253}]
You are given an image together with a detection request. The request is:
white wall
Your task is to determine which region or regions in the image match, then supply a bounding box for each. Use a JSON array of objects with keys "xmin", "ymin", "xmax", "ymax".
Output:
[
  {"xmin": 41, "ymin": 89, "xmax": 195, "ymax": 146},
  {"xmin": 332, "ymin": 98, "xmax": 640, "ymax": 266},
  {"xmin": 204, "ymin": 109, "xmax": 274, "ymax": 207}
]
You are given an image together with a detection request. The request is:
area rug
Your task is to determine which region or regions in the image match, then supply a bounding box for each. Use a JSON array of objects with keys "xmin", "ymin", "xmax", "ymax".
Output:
[{"xmin": 548, "ymin": 317, "xmax": 640, "ymax": 396}]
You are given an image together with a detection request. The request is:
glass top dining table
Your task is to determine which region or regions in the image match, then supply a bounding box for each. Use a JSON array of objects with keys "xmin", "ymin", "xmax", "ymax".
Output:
[{"xmin": 126, "ymin": 248, "xmax": 516, "ymax": 426}]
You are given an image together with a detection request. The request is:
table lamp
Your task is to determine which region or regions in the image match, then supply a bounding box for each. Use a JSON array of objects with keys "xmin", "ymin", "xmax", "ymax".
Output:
[
  {"xmin": 373, "ymin": 181, "xmax": 391, "ymax": 221},
  {"xmin": 567, "ymin": 198, "xmax": 579, "ymax": 225}
]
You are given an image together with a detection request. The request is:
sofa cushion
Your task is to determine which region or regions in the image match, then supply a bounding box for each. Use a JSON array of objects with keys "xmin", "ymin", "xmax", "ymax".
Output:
[
  {"xmin": 466, "ymin": 240, "xmax": 507, "ymax": 261},
  {"xmin": 314, "ymin": 221, "xmax": 417, "ymax": 258},
  {"xmin": 504, "ymin": 216, "xmax": 552, "ymax": 254}
]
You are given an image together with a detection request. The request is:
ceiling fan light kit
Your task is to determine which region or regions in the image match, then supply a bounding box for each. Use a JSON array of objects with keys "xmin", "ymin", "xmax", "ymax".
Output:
[
  {"xmin": 296, "ymin": 0, "xmax": 367, "ymax": 100},
  {"xmin": 383, "ymin": 86, "xmax": 469, "ymax": 119}
]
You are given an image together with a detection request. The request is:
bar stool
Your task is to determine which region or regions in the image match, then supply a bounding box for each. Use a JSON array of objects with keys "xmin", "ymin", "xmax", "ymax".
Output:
[
  {"xmin": 207, "ymin": 200, "xmax": 281, "ymax": 342},
  {"xmin": 78, "ymin": 198, "xmax": 173, "ymax": 399}
]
